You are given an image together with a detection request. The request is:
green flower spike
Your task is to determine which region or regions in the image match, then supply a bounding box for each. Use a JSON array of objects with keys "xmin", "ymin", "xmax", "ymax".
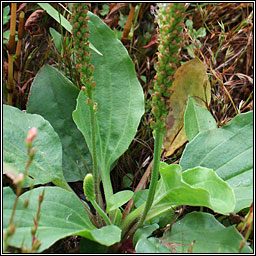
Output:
[
  {"xmin": 83, "ymin": 173, "xmax": 96, "ymax": 202},
  {"xmin": 151, "ymin": 3, "xmax": 185, "ymax": 133},
  {"xmin": 71, "ymin": 3, "xmax": 95, "ymax": 102},
  {"xmin": 137, "ymin": 3, "xmax": 185, "ymax": 229},
  {"xmin": 71, "ymin": 4, "xmax": 102, "ymax": 217},
  {"xmin": 83, "ymin": 174, "xmax": 112, "ymax": 226}
]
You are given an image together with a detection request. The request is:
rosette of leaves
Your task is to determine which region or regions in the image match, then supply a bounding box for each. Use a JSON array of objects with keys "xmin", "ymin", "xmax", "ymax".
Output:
[
  {"xmin": 151, "ymin": 3, "xmax": 185, "ymax": 132},
  {"xmin": 71, "ymin": 3, "xmax": 95, "ymax": 100}
]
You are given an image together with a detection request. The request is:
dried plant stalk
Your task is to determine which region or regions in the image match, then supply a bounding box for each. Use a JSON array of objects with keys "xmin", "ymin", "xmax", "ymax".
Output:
[{"xmin": 7, "ymin": 3, "xmax": 17, "ymax": 105}]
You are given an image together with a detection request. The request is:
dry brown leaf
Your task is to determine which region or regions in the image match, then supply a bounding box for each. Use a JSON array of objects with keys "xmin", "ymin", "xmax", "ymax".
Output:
[{"xmin": 164, "ymin": 58, "xmax": 211, "ymax": 156}]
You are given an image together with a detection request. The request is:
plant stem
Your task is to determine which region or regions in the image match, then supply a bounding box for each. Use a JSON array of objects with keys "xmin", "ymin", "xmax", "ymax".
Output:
[
  {"xmin": 91, "ymin": 199, "xmax": 112, "ymax": 226},
  {"xmin": 121, "ymin": 205, "xmax": 144, "ymax": 235},
  {"xmin": 137, "ymin": 130, "xmax": 164, "ymax": 228},
  {"xmin": 7, "ymin": 54, "xmax": 14, "ymax": 105},
  {"xmin": 89, "ymin": 102, "xmax": 105, "ymax": 227},
  {"xmin": 89, "ymin": 104, "xmax": 101, "ymax": 207},
  {"xmin": 239, "ymin": 220, "xmax": 253, "ymax": 253},
  {"xmin": 120, "ymin": 131, "xmax": 164, "ymax": 236},
  {"xmin": 101, "ymin": 169, "xmax": 114, "ymax": 202},
  {"xmin": 101, "ymin": 169, "xmax": 117, "ymax": 222}
]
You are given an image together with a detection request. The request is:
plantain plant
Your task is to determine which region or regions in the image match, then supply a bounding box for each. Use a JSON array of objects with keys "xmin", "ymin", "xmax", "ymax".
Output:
[{"xmin": 3, "ymin": 3, "xmax": 252, "ymax": 253}]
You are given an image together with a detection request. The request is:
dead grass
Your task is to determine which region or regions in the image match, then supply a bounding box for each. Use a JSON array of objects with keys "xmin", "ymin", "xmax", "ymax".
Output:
[{"xmin": 190, "ymin": 3, "xmax": 253, "ymax": 124}]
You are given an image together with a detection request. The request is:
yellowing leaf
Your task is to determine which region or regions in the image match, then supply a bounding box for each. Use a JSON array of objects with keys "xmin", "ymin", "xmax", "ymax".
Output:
[{"xmin": 164, "ymin": 58, "xmax": 211, "ymax": 156}]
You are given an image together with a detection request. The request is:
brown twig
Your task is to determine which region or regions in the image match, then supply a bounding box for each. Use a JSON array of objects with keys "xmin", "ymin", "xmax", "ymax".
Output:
[
  {"xmin": 15, "ymin": 11, "xmax": 25, "ymax": 69},
  {"xmin": 121, "ymin": 4, "xmax": 136, "ymax": 42}
]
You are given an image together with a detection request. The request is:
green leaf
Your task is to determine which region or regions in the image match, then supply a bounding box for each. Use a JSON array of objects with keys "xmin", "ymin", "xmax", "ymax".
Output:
[
  {"xmin": 37, "ymin": 4, "xmax": 102, "ymax": 56},
  {"xmin": 72, "ymin": 12, "xmax": 144, "ymax": 199},
  {"xmin": 107, "ymin": 190, "xmax": 134, "ymax": 212},
  {"xmin": 3, "ymin": 186, "xmax": 96, "ymax": 252},
  {"xmin": 135, "ymin": 237, "xmax": 169, "ymax": 253},
  {"xmin": 150, "ymin": 163, "xmax": 235, "ymax": 216},
  {"xmin": 49, "ymin": 27, "xmax": 63, "ymax": 53},
  {"xmin": 3, "ymin": 30, "xmax": 18, "ymax": 44},
  {"xmin": 3, "ymin": 5, "xmax": 10, "ymax": 25},
  {"xmin": 133, "ymin": 223, "xmax": 159, "ymax": 246},
  {"xmin": 184, "ymin": 96, "xmax": 217, "ymax": 141},
  {"xmin": 27, "ymin": 65, "xmax": 93, "ymax": 182},
  {"xmin": 160, "ymin": 212, "xmax": 253, "ymax": 253},
  {"xmin": 3, "ymin": 30, "xmax": 10, "ymax": 41},
  {"xmin": 3, "ymin": 105, "xmax": 68, "ymax": 189},
  {"xmin": 113, "ymin": 208, "xmax": 122, "ymax": 226},
  {"xmin": 186, "ymin": 44, "xmax": 196, "ymax": 58},
  {"xmin": 196, "ymin": 27, "xmax": 206, "ymax": 37},
  {"xmin": 38, "ymin": 3, "xmax": 72, "ymax": 32},
  {"xmin": 133, "ymin": 189, "xmax": 149, "ymax": 208},
  {"xmin": 180, "ymin": 111, "xmax": 253, "ymax": 212},
  {"xmin": 90, "ymin": 225, "xmax": 122, "ymax": 246},
  {"xmin": 185, "ymin": 19, "xmax": 193, "ymax": 30},
  {"xmin": 99, "ymin": 4, "xmax": 110, "ymax": 16}
]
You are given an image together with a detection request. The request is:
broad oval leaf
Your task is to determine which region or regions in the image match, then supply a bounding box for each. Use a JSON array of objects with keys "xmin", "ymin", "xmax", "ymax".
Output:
[
  {"xmin": 164, "ymin": 58, "xmax": 211, "ymax": 156},
  {"xmin": 180, "ymin": 111, "xmax": 253, "ymax": 212},
  {"xmin": 27, "ymin": 65, "xmax": 93, "ymax": 182},
  {"xmin": 107, "ymin": 190, "xmax": 134, "ymax": 212},
  {"xmin": 90, "ymin": 225, "xmax": 122, "ymax": 246},
  {"xmin": 3, "ymin": 105, "xmax": 68, "ymax": 188},
  {"xmin": 3, "ymin": 186, "xmax": 96, "ymax": 252},
  {"xmin": 72, "ymin": 12, "xmax": 144, "ymax": 197},
  {"xmin": 184, "ymin": 96, "xmax": 217, "ymax": 141},
  {"xmin": 152, "ymin": 163, "xmax": 235, "ymax": 215},
  {"xmin": 160, "ymin": 212, "xmax": 252, "ymax": 253}
]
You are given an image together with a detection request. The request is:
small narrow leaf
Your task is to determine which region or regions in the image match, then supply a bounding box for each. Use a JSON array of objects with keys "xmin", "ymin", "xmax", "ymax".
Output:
[
  {"xmin": 38, "ymin": 3, "xmax": 72, "ymax": 32},
  {"xmin": 107, "ymin": 190, "xmax": 134, "ymax": 212},
  {"xmin": 49, "ymin": 27, "xmax": 62, "ymax": 53},
  {"xmin": 37, "ymin": 4, "xmax": 102, "ymax": 55}
]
